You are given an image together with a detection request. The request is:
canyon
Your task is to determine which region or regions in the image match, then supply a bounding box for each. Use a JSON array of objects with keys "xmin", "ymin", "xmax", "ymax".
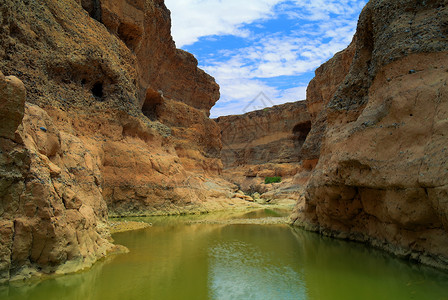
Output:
[{"xmin": 0, "ymin": 0, "xmax": 448, "ymax": 286}]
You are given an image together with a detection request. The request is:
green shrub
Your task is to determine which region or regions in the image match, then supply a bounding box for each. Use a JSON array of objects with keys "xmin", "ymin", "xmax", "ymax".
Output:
[{"xmin": 264, "ymin": 176, "xmax": 281, "ymax": 184}]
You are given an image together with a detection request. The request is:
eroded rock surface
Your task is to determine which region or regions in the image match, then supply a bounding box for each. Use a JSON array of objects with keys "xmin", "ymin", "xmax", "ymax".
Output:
[
  {"xmin": 99, "ymin": 0, "xmax": 220, "ymax": 111},
  {"xmin": 291, "ymin": 0, "xmax": 448, "ymax": 269},
  {"xmin": 216, "ymin": 101, "xmax": 311, "ymax": 168},
  {"xmin": 300, "ymin": 43, "xmax": 355, "ymax": 161},
  {"xmin": 0, "ymin": 72, "xmax": 25, "ymax": 140},
  {"xmin": 0, "ymin": 74, "xmax": 117, "ymax": 284},
  {"xmin": 0, "ymin": 0, "xmax": 229, "ymax": 283}
]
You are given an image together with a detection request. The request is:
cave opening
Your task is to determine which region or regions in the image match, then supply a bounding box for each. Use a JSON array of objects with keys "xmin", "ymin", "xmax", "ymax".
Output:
[
  {"xmin": 293, "ymin": 121, "xmax": 312, "ymax": 142},
  {"xmin": 142, "ymin": 88, "xmax": 164, "ymax": 120},
  {"xmin": 81, "ymin": 0, "xmax": 102, "ymax": 22},
  {"xmin": 92, "ymin": 82, "xmax": 103, "ymax": 100}
]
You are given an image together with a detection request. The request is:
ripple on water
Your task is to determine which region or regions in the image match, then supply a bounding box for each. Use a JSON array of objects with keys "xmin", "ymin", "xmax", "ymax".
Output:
[{"xmin": 209, "ymin": 240, "xmax": 307, "ymax": 300}]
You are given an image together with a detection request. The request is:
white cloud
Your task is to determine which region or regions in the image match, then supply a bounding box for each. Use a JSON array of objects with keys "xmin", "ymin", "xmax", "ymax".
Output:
[
  {"xmin": 165, "ymin": 0, "xmax": 284, "ymax": 47},
  {"xmin": 278, "ymin": 85, "xmax": 307, "ymax": 103},
  {"xmin": 209, "ymin": 78, "xmax": 307, "ymax": 118},
  {"xmin": 281, "ymin": 0, "xmax": 366, "ymax": 20},
  {"xmin": 166, "ymin": 0, "xmax": 367, "ymax": 117},
  {"xmin": 209, "ymin": 78, "xmax": 277, "ymax": 116}
]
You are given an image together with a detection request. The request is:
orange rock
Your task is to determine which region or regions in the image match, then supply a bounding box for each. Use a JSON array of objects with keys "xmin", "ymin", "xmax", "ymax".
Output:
[
  {"xmin": 300, "ymin": 43, "xmax": 355, "ymax": 161},
  {"xmin": 99, "ymin": 0, "xmax": 219, "ymax": 111},
  {"xmin": 0, "ymin": 71, "xmax": 26, "ymax": 140}
]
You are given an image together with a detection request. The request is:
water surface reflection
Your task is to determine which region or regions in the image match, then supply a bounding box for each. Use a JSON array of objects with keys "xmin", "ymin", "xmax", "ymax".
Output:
[{"xmin": 1, "ymin": 212, "xmax": 447, "ymax": 300}]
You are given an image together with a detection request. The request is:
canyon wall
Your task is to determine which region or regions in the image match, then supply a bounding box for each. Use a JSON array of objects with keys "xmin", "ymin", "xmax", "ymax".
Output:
[
  {"xmin": 0, "ymin": 0, "xmax": 232, "ymax": 283},
  {"xmin": 291, "ymin": 0, "xmax": 448, "ymax": 269},
  {"xmin": 300, "ymin": 43, "xmax": 355, "ymax": 161},
  {"xmin": 215, "ymin": 101, "xmax": 312, "ymax": 204},
  {"xmin": 0, "ymin": 74, "xmax": 116, "ymax": 283},
  {"xmin": 216, "ymin": 101, "xmax": 311, "ymax": 168},
  {"xmin": 98, "ymin": 0, "xmax": 219, "ymax": 112}
]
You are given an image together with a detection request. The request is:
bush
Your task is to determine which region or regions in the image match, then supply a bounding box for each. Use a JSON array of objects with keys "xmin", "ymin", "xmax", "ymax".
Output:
[{"xmin": 264, "ymin": 176, "xmax": 281, "ymax": 184}]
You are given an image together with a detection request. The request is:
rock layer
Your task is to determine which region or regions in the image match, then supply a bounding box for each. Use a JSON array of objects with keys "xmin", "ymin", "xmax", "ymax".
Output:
[
  {"xmin": 0, "ymin": 74, "xmax": 117, "ymax": 283},
  {"xmin": 99, "ymin": 0, "xmax": 220, "ymax": 112},
  {"xmin": 291, "ymin": 0, "xmax": 448, "ymax": 269}
]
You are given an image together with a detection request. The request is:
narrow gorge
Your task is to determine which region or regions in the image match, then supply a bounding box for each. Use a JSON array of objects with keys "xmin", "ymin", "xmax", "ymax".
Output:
[{"xmin": 1, "ymin": 0, "xmax": 448, "ymax": 296}]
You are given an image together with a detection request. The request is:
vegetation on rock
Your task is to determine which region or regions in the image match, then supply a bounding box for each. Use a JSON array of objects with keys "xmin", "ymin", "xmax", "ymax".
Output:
[{"xmin": 264, "ymin": 176, "xmax": 282, "ymax": 184}]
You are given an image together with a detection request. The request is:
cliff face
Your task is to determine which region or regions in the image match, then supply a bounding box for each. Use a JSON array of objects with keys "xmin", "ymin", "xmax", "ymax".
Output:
[
  {"xmin": 0, "ymin": 78, "xmax": 116, "ymax": 283},
  {"xmin": 0, "ymin": 0, "xmax": 228, "ymax": 283},
  {"xmin": 216, "ymin": 101, "xmax": 311, "ymax": 168},
  {"xmin": 99, "ymin": 0, "xmax": 219, "ymax": 112},
  {"xmin": 291, "ymin": 0, "xmax": 448, "ymax": 269},
  {"xmin": 300, "ymin": 43, "xmax": 355, "ymax": 161}
]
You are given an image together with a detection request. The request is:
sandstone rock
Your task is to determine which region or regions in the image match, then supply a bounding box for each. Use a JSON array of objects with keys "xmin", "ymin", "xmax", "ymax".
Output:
[
  {"xmin": 0, "ymin": 221, "xmax": 14, "ymax": 284},
  {"xmin": 292, "ymin": 0, "xmax": 448, "ymax": 270},
  {"xmin": 99, "ymin": 0, "xmax": 219, "ymax": 111},
  {"xmin": 243, "ymin": 195, "xmax": 254, "ymax": 202},
  {"xmin": 0, "ymin": 0, "xmax": 227, "ymax": 283},
  {"xmin": 300, "ymin": 43, "xmax": 355, "ymax": 161},
  {"xmin": 255, "ymin": 198, "xmax": 266, "ymax": 205},
  {"xmin": 0, "ymin": 95, "xmax": 115, "ymax": 282},
  {"xmin": 216, "ymin": 101, "xmax": 312, "ymax": 207},
  {"xmin": 306, "ymin": 43, "xmax": 355, "ymax": 122},
  {"xmin": 232, "ymin": 190, "xmax": 256, "ymax": 202},
  {"xmin": 0, "ymin": 71, "xmax": 26, "ymax": 140},
  {"xmin": 216, "ymin": 101, "xmax": 311, "ymax": 168},
  {"xmin": 234, "ymin": 191, "xmax": 245, "ymax": 199}
]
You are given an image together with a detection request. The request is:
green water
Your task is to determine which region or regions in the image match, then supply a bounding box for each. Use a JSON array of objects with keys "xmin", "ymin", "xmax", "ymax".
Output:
[{"xmin": 1, "ymin": 209, "xmax": 448, "ymax": 300}]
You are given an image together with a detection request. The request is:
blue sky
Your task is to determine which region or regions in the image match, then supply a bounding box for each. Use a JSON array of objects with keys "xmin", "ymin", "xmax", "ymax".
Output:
[{"xmin": 165, "ymin": 0, "xmax": 367, "ymax": 117}]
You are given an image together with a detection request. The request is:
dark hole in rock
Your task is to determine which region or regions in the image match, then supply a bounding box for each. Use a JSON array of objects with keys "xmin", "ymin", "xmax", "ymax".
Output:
[
  {"xmin": 142, "ymin": 88, "xmax": 164, "ymax": 120},
  {"xmin": 81, "ymin": 0, "xmax": 102, "ymax": 22},
  {"xmin": 9, "ymin": 23, "xmax": 21, "ymax": 37},
  {"xmin": 293, "ymin": 121, "xmax": 312, "ymax": 142},
  {"xmin": 92, "ymin": 82, "xmax": 103, "ymax": 100},
  {"xmin": 81, "ymin": 79, "xmax": 87, "ymax": 85}
]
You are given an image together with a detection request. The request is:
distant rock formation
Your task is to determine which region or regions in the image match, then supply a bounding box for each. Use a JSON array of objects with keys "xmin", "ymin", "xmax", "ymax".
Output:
[
  {"xmin": 215, "ymin": 101, "xmax": 312, "ymax": 205},
  {"xmin": 291, "ymin": 0, "xmax": 448, "ymax": 270},
  {"xmin": 216, "ymin": 101, "xmax": 311, "ymax": 168}
]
